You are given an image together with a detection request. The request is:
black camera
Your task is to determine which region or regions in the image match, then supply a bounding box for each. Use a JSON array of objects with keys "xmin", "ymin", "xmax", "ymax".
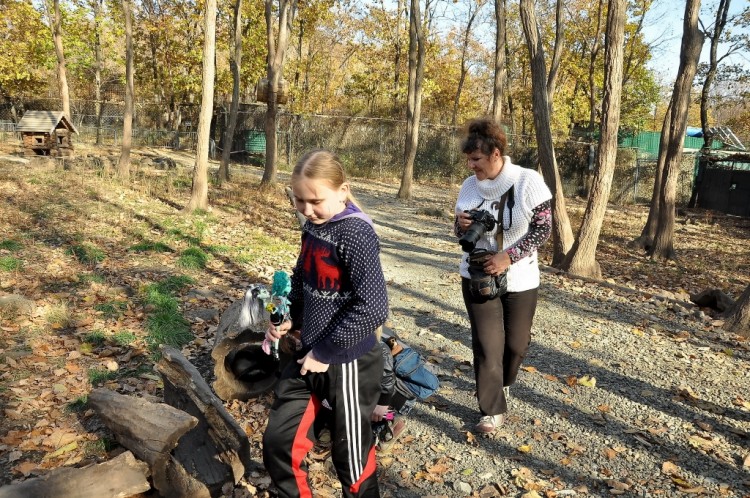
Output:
[{"xmin": 459, "ymin": 210, "xmax": 496, "ymax": 252}]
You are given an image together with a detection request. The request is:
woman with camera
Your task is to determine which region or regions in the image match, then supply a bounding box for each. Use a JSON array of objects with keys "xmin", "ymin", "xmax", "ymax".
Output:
[{"xmin": 454, "ymin": 118, "xmax": 552, "ymax": 433}]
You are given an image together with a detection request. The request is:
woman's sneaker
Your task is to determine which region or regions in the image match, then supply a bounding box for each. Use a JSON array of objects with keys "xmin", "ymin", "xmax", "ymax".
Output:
[{"xmin": 475, "ymin": 414, "xmax": 504, "ymax": 433}]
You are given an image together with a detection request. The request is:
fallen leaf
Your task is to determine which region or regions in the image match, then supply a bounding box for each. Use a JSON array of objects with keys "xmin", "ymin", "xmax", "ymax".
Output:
[
  {"xmin": 521, "ymin": 365, "xmax": 538, "ymax": 373},
  {"xmin": 577, "ymin": 375, "xmax": 596, "ymax": 388},
  {"xmin": 12, "ymin": 461, "xmax": 38, "ymax": 476},
  {"xmin": 517, "ymin": 444, "xmax": 532, "ymax": 453},
  {"xmin": 43, "ymin": 441, "xmax": 78, "ymax": 460},
  {"xmin": 662, "ymin": 461, "xmax": 679, "ymax": 474}
]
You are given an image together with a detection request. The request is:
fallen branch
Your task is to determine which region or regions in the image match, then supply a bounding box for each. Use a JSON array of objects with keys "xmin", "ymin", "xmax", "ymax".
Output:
[{"xmin": 0, "ymin": 451, "xmax": 150, "ymax": 498}]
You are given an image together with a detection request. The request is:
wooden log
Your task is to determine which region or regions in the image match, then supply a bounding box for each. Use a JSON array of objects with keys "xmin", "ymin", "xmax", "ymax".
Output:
[
  {"xmin": 211, "ymin": 295, "xmax": 279, "ymax": 401},
  {"xmin": 88, "ymin": 388, "xmax": 198, "ymax": 466},
  {"xmin": 88, "ymin": 387, "xmax": 203, "ymax": 496},
  {"xmin": 157, "ymin": 346, "xmax": 255, "ymax": 498},
  {"xmin": 0, "ymin": 451, "xmax": 150, "ymax": 498}
]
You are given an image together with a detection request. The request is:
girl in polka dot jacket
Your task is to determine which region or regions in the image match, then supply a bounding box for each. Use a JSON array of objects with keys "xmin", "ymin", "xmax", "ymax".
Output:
[{"xmin": 263, "ymin": 149, "xmax": 388, "ymax": 498}]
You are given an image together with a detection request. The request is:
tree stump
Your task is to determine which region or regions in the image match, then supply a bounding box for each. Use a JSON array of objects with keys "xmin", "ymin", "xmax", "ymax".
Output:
[
  {"xmin": 0, "ymin": 451, "xmax": 150, "ymax": 498},
  {"xmin": 690, "ymin": 288, "xmax": 735, "ymax": 312},
  {"xmin": 157, "ymin": 345, "xmax": 255, "ymax": 498},
  {"xmin": 88, "ymin": 388, "xmax": 199, "ymax": 497},
  {"xmin": 211, "ymin": 287, "xmax": 279, "ymax": 401}
]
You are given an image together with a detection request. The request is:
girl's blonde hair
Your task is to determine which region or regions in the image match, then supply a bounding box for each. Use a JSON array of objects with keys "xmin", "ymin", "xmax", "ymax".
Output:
[{"xmin": 291, "ymin": 149, "xmax": 360, "ymax": 208}]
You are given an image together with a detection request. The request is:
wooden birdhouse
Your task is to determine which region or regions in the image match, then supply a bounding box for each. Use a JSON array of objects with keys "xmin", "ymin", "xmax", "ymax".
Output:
[
  {"xmin": 256, "ymin": 78, "xmax": 289, "ymax": 105},
  {"xmin": 16, "ymin": 110, "xmax": 78, "ymax": 157}
]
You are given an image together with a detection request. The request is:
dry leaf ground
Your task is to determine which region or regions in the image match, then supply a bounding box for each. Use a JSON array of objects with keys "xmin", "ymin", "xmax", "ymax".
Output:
[{"xmin": 0, "ymin": 146, "xmax": 748, "ymax": 496}]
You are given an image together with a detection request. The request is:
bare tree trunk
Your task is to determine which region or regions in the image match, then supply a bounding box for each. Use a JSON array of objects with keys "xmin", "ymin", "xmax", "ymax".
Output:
[
  {"xmin": 117, "ymin": 0, "xmax": 134, "ymax": 180},
  {"xmin": 561, "ymin": 0, "xmax": 626, "ymax": 278},
  {"xmin": 723, "ymin": 284, "xmax": 750, "ymax": 336},
  {"xmin": 519, "ymin": 0, "xmax": 574, "ymax": 266},
  {"xmin": 546, "ymin": 0, "xmax": 564, "ymax": 112},
  {"xmin": 52, "ymin": 0, "xmax": 71, "ymax": 120},
  {"xmin": 650, "ymin": 0, "xmax": 704, "ymax": 261},
  {"xmin": 394, "ymin": 0, "xmax": 406, "ymax": 114},
  {"xmin": 398, "ymin": 0, "xmax": 427, "ymax": 200},
  {"xmin": 260, "ymin": 0, "xmax": 297, "ymax": 187},
  {"xmin": 632, "ymin": 101, "xmax": 672, "ymax": 250},
  {"xmin": 186, "ymin": 0, "xmax": 217, "ymax": 211},
  {"xmin": 219, "ymin": 0, "xmax": 243, "ymax": 185},
  {"xmin": 587, "ymin": 0, "xmax": 604, "ymax": 133},
  {"xmin": 700, "ymin": 0, "xmax": 731, "ymax": 149},
  {"xmin": 491, "ymin": 0, "xmax": 506, "ymax": 121},
  {"xmin": 92, "ymin": 0, "xmax": 103, "ymax": 146},
  {"xmin": 451, "ymin": 3, "xmax": 480, "ymax": 126}
]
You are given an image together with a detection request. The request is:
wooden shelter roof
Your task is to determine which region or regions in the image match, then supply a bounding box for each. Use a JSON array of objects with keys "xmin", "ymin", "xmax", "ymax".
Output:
[{"xmin": 16, "ymin": 111, "xmax": 78, "ymax": 134}]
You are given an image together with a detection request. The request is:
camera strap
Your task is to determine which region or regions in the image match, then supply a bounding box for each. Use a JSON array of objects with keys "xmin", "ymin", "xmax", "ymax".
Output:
[{"xmin": 494, "ymin": 185, "xmax": 514, "ymax": 251}]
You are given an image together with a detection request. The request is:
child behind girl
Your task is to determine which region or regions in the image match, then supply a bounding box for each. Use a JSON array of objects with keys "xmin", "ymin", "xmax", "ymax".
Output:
[{"xmin": 262, "ymin": 150, "xmax": 389, "ymax": 498}]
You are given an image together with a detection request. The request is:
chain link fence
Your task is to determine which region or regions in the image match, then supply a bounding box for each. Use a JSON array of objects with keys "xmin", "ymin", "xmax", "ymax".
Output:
[{"xmin": 1, "ymin": 98, "xmax": 696, "ymax": 205}]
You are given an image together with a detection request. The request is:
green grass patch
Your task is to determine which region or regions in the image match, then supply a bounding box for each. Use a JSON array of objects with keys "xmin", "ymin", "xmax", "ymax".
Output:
[
  {"xmin": 154, "ymin": 275, "xmax": 194, "ymax": 295},
  {"xmin": 146, "ymin": 310, "xmax": 191, "ymax": 349},
  {"xmin": 66, "ymin": 395, "xmax": 88, "ymax": 412},
  {"xmin": 94, "ymin": 301, "xmax": 128, "ymax": 319},
  {"xmin": 78, "ymin": 273, "xmax": 106, "ymax": 284},
  {"xmin": 82, "ymin": 438, "xmax": 115, "ymax": 457},
  {"xmin": 177, "ymin": 247, "xmax": 208, "ymax": 269},
  {"xmin": 0, "ymin": 256, "xmax": 22, "ymax": 271},
  {"xmin": 67, "ymin": 243, "xmax": 106, "ymax": 265},
  {"xmin": 88, "ymin": 368, "xmax": 118, "ymax": 386},
  {"xmin": 83, "ymin": 330, "xmax": 107, "ymax": 346},
  {"xmin": 0, "ymin": 240, "xmax": 23, "ymax": 251},
  {"xmin": 112, "ymin": 330, "xmax": 137, "ymax": 346},
  {"xmin": 204, "ymin": 244, "xmax": 230, "ymax": 254},
  {"xmin": 45, "ymin": 303, "xmax": 72, "ymax": 328},
  {"xmin": 141, "ymin": 282, "xmax": 192, "ymax": 354},
  {"xmin": 129, "ymin": 240, "xmax": 173, "ymax": 253},
  {"xmin": 172, "ymin": 177, "xmax": 192, "ymax": 189}
]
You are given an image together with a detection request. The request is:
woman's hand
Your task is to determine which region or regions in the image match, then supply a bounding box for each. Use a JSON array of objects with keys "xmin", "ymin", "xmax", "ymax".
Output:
[
  {"xmin": 483, "ymin": 251, "xmax": 511, "ymax": 276},
  {"xmin": 455, "ymin": 211, "xmax": 473, "ymax": 231},
  {"xmin": 297, "ymin": 350, "xmax": 329, "ymax": 375},
  {"xmin": 266, "ymin": 319, "xmax": 292, "ymax": 342},
  {"xmin": 371, "ymin": 404, "xmax": 390, "ymax": 422}
]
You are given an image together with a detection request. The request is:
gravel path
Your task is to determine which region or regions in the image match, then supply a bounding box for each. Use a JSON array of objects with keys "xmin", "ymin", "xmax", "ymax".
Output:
[{"xmin": 347, "ymin": 180, "xmax": 750, "ymax": 497}]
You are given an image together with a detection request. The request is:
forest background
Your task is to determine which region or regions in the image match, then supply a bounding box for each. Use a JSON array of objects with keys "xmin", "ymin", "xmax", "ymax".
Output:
[{"xmin": 1, "ymin": 0, "xmax": 748, "ymax": 166}]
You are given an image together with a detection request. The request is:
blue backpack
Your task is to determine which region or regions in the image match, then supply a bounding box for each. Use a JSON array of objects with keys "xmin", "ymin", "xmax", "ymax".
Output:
[{"xmin": 393, "ymin": 347, "xmax": 440, "ymax": 400}]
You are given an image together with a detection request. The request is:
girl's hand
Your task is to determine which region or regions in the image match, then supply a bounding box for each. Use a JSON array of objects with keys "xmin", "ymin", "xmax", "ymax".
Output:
[
  {"xmin": 297, "ymin": 351, "xmax": 329, "ymax": 375},
  {"xmin": 266, "ymin": 319, "xmax": 292, "ymax": 342},
  {"xmin": 483, "ymin": 251, "xmax": 511, "ymax": 276},
  {"xmin": 371, "ymin": 404, "xmax": 390, "ymax": 422}
]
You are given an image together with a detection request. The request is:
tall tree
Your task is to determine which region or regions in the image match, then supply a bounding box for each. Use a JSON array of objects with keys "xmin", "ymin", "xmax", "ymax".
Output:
[
  {"xmin": 491, "ymin": 0, "xmax": 506, "ymax": 121},
  {"xmin": 260, "ymin": 0, "xmax": 297, "ymax": 187},
  {"xmin": 186, "ymin": 0, "xmax": 217, "ymax": 211},
  {"xmin": 649, "ymin": 0, "xmax": 704, "ymax": 260},
  {"xmin": 546, "ymin": 0, "xmax": 565, "ymax": 112},
  {"xmin": 52, "ymin": 0, "xmax": 71, "ymax": 119},
  {"xmin": 561, "ymin": 0, "xmax": 626, "ymax": 278},
  {"xmin": 451, "ymin": 0, "xmax": 484, "ymax": 126},
  {"xmin": 117, "ymin": 0, "xmax": 134, "ymax": 180},
  {"xmin": 519, "ymin": 0, "xmax": 574, "ymax": 266},
  {"xmin": 218, "ymin": 0, "xmax": 244, "ymax": 185},
  {"xmin": 723, "ymin": 284, "xmax": 750, "ymax": 336},
  {"xmin": 699, "ymin": 0, "xmax": 736, "ymax": 149},
  {"xmin": 398, "ymin": 0, "xmax": 429, "ymax": 200},
  {"xmin": 586, "ymin": 0, "xmax": 605, "ymax": 133}
]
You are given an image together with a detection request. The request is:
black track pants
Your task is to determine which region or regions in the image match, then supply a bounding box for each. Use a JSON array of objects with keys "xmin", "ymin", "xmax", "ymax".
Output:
[
  {"xmin": 462, "ymin": 278, "xmax": 538, "ymax": 416},
  {"xmin": 262, "ymin": 343, "xmax": 383, "ymax": 498}
]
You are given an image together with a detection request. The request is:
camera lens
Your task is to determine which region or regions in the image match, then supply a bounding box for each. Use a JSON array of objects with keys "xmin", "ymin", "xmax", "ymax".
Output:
[{"xmin": 459, "ymin": 224, "xmax": 482, "ymax": 252}]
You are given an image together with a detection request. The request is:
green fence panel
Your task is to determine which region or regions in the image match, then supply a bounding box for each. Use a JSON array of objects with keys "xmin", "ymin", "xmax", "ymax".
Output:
[{"xmin": 245, "ymin": 129, "xmax": 266, "ymax": 154}]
